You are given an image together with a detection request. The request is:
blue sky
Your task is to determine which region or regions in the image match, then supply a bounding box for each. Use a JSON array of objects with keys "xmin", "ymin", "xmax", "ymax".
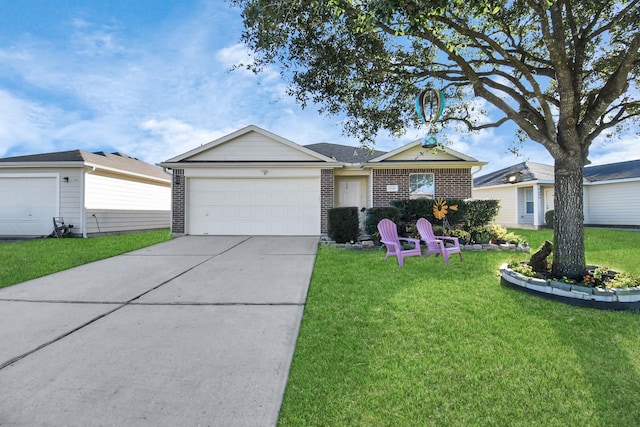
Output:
[{"xmin": 0, "ymin": 0, "xmax": 637, "ymax": 174}]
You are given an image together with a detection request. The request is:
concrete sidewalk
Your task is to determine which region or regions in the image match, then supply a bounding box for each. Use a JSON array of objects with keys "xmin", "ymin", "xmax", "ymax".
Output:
[{"xmin": 0, "ymin": 236, "xmax": 318, "ymax": 426}]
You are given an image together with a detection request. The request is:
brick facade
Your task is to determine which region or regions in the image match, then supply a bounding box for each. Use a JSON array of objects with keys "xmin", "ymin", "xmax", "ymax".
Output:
[
  {"xmin": 320, "ymin": 169, "xmax": 334, "ymax": 233},
  {"xmin": 372, "ymin": 168, "xmax": 472, "ymax": 206},
  {"xmin": 171, "ymin": 169, "xmax": 185, "ymax": 234},
  {"xmin": 172, "ymin": 167, "xmax": 470, "ymax": 235}
]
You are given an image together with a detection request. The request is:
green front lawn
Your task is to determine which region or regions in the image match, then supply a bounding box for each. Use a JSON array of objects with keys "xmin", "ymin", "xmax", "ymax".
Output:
[
  {"xmin": 279, "ymin": 228, "xmax": 640, "ymax": 426},
  {"xmin": 0, "ymin": 230, "xmax": 171, "ymax": 288}
]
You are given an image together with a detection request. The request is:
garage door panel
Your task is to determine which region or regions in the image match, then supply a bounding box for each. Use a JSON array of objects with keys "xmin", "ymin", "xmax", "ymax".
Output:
[
  {"xmin": 254, "ymin": 193, "xmax": 272, "ymax": 205},
  {"xmin": 188, "ymin": 177, "xmax": 320, "ymax": 235},
  {"xmin": 0, "ymin": 176, "xmax": 58, "ymax": 236},
  {"xmin": 237, "ymin": 207, "xmax": 256, "ymax": 219}
]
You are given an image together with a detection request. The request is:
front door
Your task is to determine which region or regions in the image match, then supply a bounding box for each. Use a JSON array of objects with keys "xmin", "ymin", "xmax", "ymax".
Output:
[{"xmin": 338, "ymin": 179, "xmax": 361, "ymax": 208}]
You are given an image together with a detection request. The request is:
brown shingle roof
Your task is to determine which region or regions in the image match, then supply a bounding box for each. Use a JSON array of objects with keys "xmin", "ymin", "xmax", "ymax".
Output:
[{"xmin": 0, "ymin": 150, "xmax": 169, "ymax": 181}]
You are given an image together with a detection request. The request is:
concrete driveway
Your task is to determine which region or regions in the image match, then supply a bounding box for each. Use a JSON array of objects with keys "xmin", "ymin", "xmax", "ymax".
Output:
[{"xmin": 0, "ymin": 236, "xmax": 318, "ymax": 426}]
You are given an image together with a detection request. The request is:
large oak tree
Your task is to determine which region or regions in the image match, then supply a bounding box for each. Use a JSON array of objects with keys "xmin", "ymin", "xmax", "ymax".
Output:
[{"xmin": 230, "ymin": 0, "xmax": 640, "ymax": 279}]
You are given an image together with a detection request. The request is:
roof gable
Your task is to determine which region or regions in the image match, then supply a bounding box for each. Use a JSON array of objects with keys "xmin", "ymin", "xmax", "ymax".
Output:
[
  {"xmin": 369, "ymin": 140, "xmax": 481, "ymax": 163},
  {"xmin": 165, "ymin": 125, "xmax": 336, "ymax": 163}
]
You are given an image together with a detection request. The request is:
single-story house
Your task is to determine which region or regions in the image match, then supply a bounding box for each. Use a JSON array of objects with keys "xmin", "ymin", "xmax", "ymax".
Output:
[
  {"xmin": 160, "ymin": 125, "xmax": 486, "ymax": 236},
  {"xmin": 472, "ymin": 159, "xmax": 640, "ymax": 228},
  {"xmin": 0, "ymin": 150, "xmax": 171, "ymax": 237}
]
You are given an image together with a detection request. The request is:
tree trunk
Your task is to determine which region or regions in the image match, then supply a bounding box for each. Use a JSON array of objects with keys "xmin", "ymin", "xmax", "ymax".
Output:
[{"xmin": 552, "ymin": 157, "xmax": 586, "ymax": 280}]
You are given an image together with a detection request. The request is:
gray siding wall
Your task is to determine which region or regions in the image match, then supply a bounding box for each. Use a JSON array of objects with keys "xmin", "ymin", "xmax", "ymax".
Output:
[
  {"xmin": 85, "ymin": 209, "xmax": 170, "ymax": 235},
  {"xmin": 584, "ymin": 180, "xmax": 640, "ymax": 226}
]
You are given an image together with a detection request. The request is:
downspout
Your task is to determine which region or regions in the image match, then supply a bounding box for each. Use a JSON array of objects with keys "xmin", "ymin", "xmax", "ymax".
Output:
[
  {"xmin": 81, "ymin": 166, "xmax": 96, "ymax": 238},
  {"xmin": 163, "ymin": 167, "xmax": 174, "ymax": 234},
  {"xmin": 470, "ymin": 165, "xmax": 485, "ymax": 196},
  {"xmin": 471, "ymin": 165, "xmax": 485, "ymax": 176}
]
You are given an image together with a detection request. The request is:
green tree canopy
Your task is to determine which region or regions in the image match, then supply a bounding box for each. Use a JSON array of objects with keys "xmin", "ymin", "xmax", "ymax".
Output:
[{"xmin": 231, "ymin": 0, "xmax": 640, "ymax": 278}]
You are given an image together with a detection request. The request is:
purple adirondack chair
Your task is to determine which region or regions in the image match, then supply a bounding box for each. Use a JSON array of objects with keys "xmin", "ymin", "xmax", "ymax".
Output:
[
  {"xmin": 377, "ymin": 219, "xmax": 422, "ymax": 267},
  {"xmin": 416, "ymin": 218, "xmax": 463, "ymax": 265}
]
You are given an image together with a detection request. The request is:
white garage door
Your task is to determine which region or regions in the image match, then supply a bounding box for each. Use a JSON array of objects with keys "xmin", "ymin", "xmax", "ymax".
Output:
[
  {"xmin": 188, "ymin": 177, "xmax": 320, "ymax": 235},
  {"xmin": 0, "ymin": 176, "xmax": 58, "ymax": 236}
]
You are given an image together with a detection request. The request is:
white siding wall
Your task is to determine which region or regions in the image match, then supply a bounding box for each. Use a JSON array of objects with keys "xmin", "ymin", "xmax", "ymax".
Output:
[
  {"xmin": 0, "ymin": 167, "xmax": 170, "ymax": 236},
  {"xmin": 584, "ymin": 180, "xmax": 640, "ymax": 226},
  {"xmin": 85, "ymin": 174, "xmax": 170, "ymax": 210},
  {"xmin": 473, "ymin": 186, "xmax": 518, "ymax": 227},
  {"xmin": 58, "ymin": 169, "xmax": 84, "ymax": 234}
]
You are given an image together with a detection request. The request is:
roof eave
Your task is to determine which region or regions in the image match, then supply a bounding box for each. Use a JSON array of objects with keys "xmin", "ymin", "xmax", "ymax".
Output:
[
  {"xmin": 584, "ymin": 176, "xmax": 640, "ymax": 185},
  {"xmin": 0, "ymin": 161, "xmax": 85, "ymax": 168},
  {"xmin": 365, "ymin": 161, "xmax": 486, "ymax": 169},
  {"xmin": 159, "ymin": 161, "xmax": 343, "ymax": 169}
]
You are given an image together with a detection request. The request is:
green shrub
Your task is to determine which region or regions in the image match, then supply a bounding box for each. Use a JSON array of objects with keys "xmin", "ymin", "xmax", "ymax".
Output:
[
  {"xmin": 545, "ymin": 210, "xmax": 555, "ymax": 228},
  {"xmin": 328, "ymin": 207, "xmax": 359, "ymax": 243},
  {"xmin": 507, "ymin": 260, "xmax": 536, "ymax": 277},
  {"xmin": 485, "ymin": 223, "xmax": 508, "ymax": 241},
  {"xmin": 432, "ymin": 225, "xmax": 445, "ymax": 236},
  {"xmin": 391, "ymin": 199, "xmax": 433, "ymax": 223},
  {"xmin": 381, "ymin": 198, "xmax": 500, "ymax": 240},
  {"xmin": 502, "ymin": 232, "xmax": 526, "ymax": 244},
  {"xmin": 365, "ymin": 207, "xmax": 401, "ymax": 236},
  {"xmin": 463, "ymin": 199, "xmax": 500, "ymax": 230},
  {"xmin": 469, "ymin": 226, "xmax": 491, "ymax": 244},
  {"xmin": 391, "ymin": 198, "xmax": 466, "ymax": 228},
  {"xmin": 606, "ymin": 271, "xmax": 640, "ymax": 289},
  {"xmin": 446, "ymin": 229, "xmax": 471, "ymax": 244}
]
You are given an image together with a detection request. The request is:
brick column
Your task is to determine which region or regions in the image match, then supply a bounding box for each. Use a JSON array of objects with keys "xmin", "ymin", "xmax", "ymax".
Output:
[
  {"xmin": 320, "ymin": 169, "xmax": 334, "ymax": 233},
  {"xmin": 171, "ymin": 169, "xmax": 185, "ymax": 234}
]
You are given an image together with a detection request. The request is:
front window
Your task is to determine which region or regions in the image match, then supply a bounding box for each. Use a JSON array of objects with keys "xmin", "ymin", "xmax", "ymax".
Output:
[
  {"xmin": 409, "ymin": 173, "xmax": 434, "ymax": 199},
  {"xmin": 525, "ymin": 188, "xmax": 534, "ymax": 214}
]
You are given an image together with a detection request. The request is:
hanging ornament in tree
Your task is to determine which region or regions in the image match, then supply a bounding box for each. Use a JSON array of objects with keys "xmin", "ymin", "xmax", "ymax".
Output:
[
  {"xmin": 415, "ymin": 88, "xmax": 445, "ymax": 124},
  {"xmin": 415, "ymin": 88, "xmax": 445, "ymax": 148}
]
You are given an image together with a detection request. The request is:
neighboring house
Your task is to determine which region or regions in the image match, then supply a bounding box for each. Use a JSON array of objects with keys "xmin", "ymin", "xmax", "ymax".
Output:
[
  {"xmin": 0, "ymin": 150, "xmax": 171, "ymax": 237},
  {"xmin": 160, "ymin": 125, "xmax": 486, "ymax": 236},
  {"xmin": 473, "ymin": 159, "xmax": 640, "ymax": 228}
]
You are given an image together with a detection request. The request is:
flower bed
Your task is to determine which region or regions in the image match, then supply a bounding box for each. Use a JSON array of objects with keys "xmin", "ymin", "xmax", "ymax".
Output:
[{"xmin": 500, "ymin": 263, "xmax": 640, "ymax": 310}]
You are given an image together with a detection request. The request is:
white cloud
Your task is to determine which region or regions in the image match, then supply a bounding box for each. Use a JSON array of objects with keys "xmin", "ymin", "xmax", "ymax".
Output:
[
  {"xmin": 588, "ymin": 133, "xmax": 640, "ymax": 165},
  {"xmin": 0, "ymin": 91, "xmax": 57, "ymax": 156},
  {"xmin": 215, "ymin": 43, "xmax": 254, "ymax": 70},
  {"xmin": 138, "ymin": 118, "xmax": 223, "ymax": 159}
]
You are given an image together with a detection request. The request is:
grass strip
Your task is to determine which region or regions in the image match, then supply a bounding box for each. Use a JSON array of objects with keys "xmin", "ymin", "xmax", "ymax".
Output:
[{"xmin": 0, "ymin": 230, "xmax": 171, "ymax": 288}]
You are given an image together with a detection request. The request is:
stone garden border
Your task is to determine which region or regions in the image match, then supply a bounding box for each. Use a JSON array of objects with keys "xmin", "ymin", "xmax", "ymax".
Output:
[
  {"xmin": 500, "ymin": 263, "xmax": 640, "ymax": 310},
  {"xmin": 321, "ymin": 237, "xmax": 532, "ymax": 253}
]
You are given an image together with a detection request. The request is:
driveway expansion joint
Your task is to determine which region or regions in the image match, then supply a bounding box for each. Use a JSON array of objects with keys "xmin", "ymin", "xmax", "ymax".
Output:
[{"xmin": 0, "ymin": 239, "xmax": 254, "ymax": 371}]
